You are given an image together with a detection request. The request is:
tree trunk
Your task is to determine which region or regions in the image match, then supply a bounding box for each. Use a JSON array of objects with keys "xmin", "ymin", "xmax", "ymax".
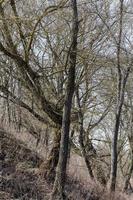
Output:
[
  {"xmin": 110, "ymin": 108, "xmax": 122, "ymax": 191},
  {"xmin": 50, "ymin": 1, "xmax": 79, "ymax": 199},
  {"xmin": 39, "ymin": 127, "xmax": 61, "ymax": 181},
  {"xmin": 78, "ymin": 116, "xmax": 94, "ymax": 179},
  {"xmin": 94, "ymin": 160, "xmax": 107, "ymax": 185},
  {"xmin": 123, "ymin": 155, "xmax": 133, "ymax": 192},
  {"xmin": 123, "ymin": 135, "xmax": 133, "ymax": 192}
]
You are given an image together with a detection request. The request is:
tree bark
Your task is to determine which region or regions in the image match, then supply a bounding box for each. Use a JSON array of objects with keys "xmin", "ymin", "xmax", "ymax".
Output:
[
  {"xmin": 123, "ymin": 132, "xmax": 133, "ymax": 192},
  {"xmin": 39, "ymin": 127, "xmax": 61, "ymax": 181},
  {"xmin": 50, "ymin": 1, "xmax": 79, "ymax": 199},
  {"xmin": 123, "ymin": 155, "xmax": 133, "ymax": 192}
]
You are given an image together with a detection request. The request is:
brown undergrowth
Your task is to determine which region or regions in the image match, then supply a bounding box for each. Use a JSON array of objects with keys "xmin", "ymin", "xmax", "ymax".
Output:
[{"xmin": 0, "ymin": 129, "xmax": 132, "ymax": 200}]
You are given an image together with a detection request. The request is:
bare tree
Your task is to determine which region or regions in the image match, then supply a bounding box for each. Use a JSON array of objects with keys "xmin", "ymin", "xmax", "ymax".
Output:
[
  {"xmin": 110, "ymin": 0, "xmax": 131, "ymax": 191},
  {"xmin": 50, "ymin": 0, "xmax": 79, "ymax": 199}
]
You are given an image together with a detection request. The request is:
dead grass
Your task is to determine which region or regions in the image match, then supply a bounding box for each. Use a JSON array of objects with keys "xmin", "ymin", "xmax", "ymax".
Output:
[{"xmin": 0, "ymin": 128, "xmax": 133, "ymax": 200}]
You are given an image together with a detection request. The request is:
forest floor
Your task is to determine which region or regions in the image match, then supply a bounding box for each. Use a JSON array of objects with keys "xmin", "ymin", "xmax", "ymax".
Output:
[{"xmin": 0, "ymin": 129, "xmax": 132, "ymax": 200}]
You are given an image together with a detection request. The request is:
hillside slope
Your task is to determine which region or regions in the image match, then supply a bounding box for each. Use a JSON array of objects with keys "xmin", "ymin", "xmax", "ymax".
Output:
[{"xmin": 0, "ymin": 129, "xmax": 131, "ymax": 200}]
